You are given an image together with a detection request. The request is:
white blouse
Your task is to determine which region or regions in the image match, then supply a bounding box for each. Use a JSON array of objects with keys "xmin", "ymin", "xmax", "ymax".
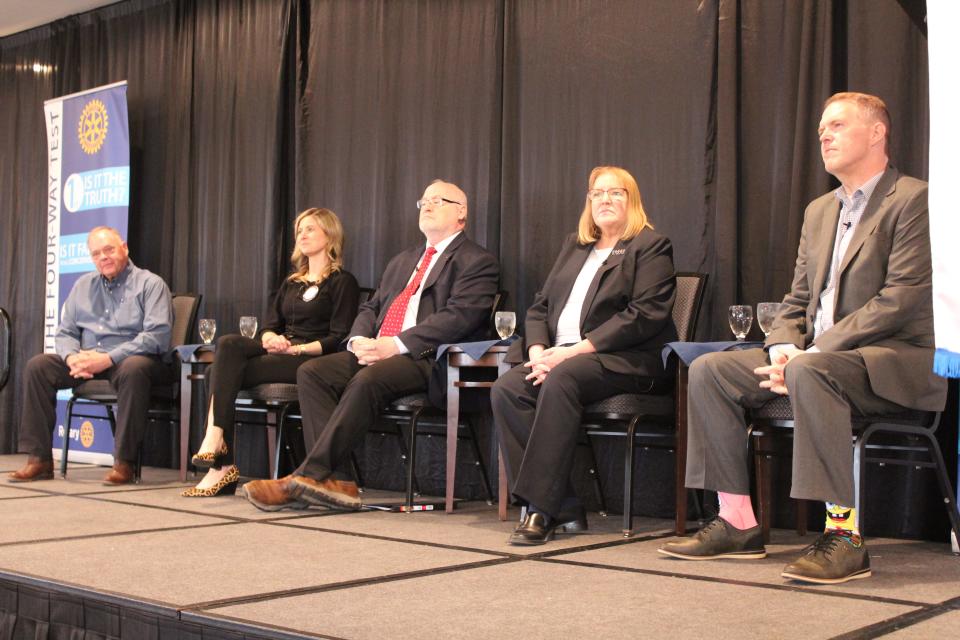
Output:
[{"xmin": 554, "ymin": 247, "xmax": 613, "ymax": 345}]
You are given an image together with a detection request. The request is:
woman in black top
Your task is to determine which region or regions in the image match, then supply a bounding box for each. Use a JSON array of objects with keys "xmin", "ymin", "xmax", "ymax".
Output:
[{"xmin": 183, "ymin": 208, "xmax": 360, "ymax": 497}]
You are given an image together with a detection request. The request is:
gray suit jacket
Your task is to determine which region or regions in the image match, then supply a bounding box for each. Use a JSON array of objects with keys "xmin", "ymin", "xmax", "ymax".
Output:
[{"xmin": 766, "ymin": 167, "xmax": 946, "ymax": 411}]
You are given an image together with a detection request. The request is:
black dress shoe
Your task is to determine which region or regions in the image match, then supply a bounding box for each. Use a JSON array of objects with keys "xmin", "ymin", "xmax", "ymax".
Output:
[
  {"xmin": 556, "ymin": 506, "xmax": 588, "ymax": 534},
  {"xmin": 509, "ymin": 512, "xmax": 560, "ymax": 546}
]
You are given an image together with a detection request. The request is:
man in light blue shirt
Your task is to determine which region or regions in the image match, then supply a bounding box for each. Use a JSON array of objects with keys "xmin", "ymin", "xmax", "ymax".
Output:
[{"xmin": 8, "ymin": 226, "xmax": 173, "ymax": 485}]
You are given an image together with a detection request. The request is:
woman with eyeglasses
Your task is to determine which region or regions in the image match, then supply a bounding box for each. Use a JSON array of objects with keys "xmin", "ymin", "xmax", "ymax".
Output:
[
  {"xmin": 491, "ymin": 166, "xmax": 677, "ymax": 544},
  {"xmin": 183, "ymin": 208, "xmax": 360, "ymax": 497}
]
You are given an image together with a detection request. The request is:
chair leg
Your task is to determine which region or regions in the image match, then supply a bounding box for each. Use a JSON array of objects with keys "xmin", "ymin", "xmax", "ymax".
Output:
[
  {"xmin": 350, "ymin": 452, "xmax": 365, "ymax": 492},
  {"xmin": 622, "ymin": 416, "xmax": 642, "ymax": 537},
  {"xmin": 273, "ymin": 404, "xmax": 294, "ymax": 480},
  {"xmin": 795, "ymin": 500, "xmax": 808, "ymax": 536},
  {"xmin": 582, "ymin": 432, "xmax": 607, "ymax": 517},
  {"xmin": 921, "ymin": 432, "xmax": 960, "ymax": 542},
  {"xmin": 753, "ymin": 434, "xmax": 773, "ymax": 545},
  {"xmin": 464, "ymin": 416, "xmax": 494, "ymax": 505},
  {"xmin": 853, "ymin": 432, "xmax": 866, "ymax": 533},
  {"xmin": 405, "ymin": 408, "xmax": 425, "ymax": 510},
  {"xmin": 394, "ymin": 421, "xmax": 421, "ymax": 496},
  {"xmin": 103, "ymin": 404, "xmax": 120, "ymax": 476},
  {"xmin": 674, "ymin": 419, "xmax": 689, "ymax": 536},
  {"xmin": 62, "ymin": 397, "xmax": 77, "ymax": 478},
  {"xmin": 266, "ymin": 410, "xmax": 278, "ymax": 480}
]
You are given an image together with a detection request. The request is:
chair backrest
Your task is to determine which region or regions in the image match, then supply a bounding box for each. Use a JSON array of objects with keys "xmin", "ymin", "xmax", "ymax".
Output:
[
  {"xmin": 358, "ymin": 287, "xmax": 376, "ymax": 306},
  {"xmin": 0, "ymin": 307, "xmax": 10, "ymax": 391},
  {"xmin": 489, "ymin": 290, "xmax": 507, "ymax": 326},
  {"xmin": 481, "ymin": 290, "xmax": 508, "ymax": 339},
  {"xmin": 170, "ymin": 293, "xmax": 202, "ymax": 348},
  {"xmin": 672, "ymin": 273, "xmax": 708, "ymax": 342}
]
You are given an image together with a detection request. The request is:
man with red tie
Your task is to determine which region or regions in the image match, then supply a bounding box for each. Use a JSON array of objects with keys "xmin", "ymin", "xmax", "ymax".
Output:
[{"xmin": 241, "ymin": 180, "xmax": 500, "ymax": 510}]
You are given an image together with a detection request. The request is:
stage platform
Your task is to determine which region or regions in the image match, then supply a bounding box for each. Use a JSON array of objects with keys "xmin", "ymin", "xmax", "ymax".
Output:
[{"xmin": 1, "ymin": 453, "xmax": 959, "ymax": 639}]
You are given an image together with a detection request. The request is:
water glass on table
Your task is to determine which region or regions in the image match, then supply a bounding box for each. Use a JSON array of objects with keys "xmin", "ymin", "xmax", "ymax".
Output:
[
  {"xmin": 198, "ymin": 318, "xmax": 217, "ymax": 344},
  {"xmin": 756, "ymin": 302, "xmax": 783, "ymax": 337},
  {"xmin": 239, "ymin": 316, "xmax": 258, "ymax": 339},
  {"xmin": 728, "ymin": 305, "xmax": 753, "ymax": 341},
  {"xmin": 494, "ymin": 311, "xmax": 516, "ymax": 340}
]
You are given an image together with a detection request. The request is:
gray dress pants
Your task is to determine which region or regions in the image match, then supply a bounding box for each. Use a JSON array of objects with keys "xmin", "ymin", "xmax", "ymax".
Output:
[{"xmin": 685, "ymin": 348, "xmax": 905, "ymax": 506}]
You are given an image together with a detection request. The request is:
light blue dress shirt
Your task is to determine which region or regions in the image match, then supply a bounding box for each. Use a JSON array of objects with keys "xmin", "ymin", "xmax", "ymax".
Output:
[{"xmin": 55, "ymin": 260, "xmax": 173, "ymax": 364}]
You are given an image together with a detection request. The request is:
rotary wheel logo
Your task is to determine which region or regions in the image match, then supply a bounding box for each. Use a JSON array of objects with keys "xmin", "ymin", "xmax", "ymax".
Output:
[
  {"xmin": 79, "ymin": 421, "xmax": 95, "ymax": 448},
  {"xmin": 77, "ymin": 99, "xmax": 109, "ymax": 155}
]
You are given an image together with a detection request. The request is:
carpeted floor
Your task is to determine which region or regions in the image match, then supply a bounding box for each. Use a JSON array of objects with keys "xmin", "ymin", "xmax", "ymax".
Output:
[{"xmin": 1, "ymin": 454, "xmax": 958, "ymax": 639}]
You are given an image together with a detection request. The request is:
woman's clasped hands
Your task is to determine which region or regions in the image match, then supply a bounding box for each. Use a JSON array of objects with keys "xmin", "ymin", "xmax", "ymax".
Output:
[{"xmin": 524, "ymin": 344, "xmax": 579, "ymax": 386}]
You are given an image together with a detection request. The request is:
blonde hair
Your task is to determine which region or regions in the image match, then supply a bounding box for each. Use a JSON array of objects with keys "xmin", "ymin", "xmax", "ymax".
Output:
[
  {"xmin": 287, "ymin": 208, "xmax": 345, "ymax": 282},
  {"xmin": 823, "ymin": 92, "xmax": 891, "ymax": 153},
  {"xmin": 577, "ymin": 166, "xmax": 652, "ymax": 244}
]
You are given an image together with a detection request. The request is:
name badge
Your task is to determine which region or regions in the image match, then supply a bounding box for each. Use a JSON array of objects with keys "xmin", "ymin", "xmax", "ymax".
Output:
[
  {"xmin": 612, "ymin": 249, "xmax": 625, "ymax": 256},
  {"xmin": 301, "ymin": 284, "xmax": 319, "ymax": 302}
]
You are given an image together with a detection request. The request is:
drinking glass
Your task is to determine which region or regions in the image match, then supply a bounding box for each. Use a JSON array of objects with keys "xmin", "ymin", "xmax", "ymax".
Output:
[
  {"xmin": 756, "ymin": 302, "xmax": 783, "ymax": 337},
  {"xmin": 494, "ymin": 311, "xmax": 516, "ymax": 340},
  {"xmin": 198, "ymin": 318, "xmax": 217, "ymax": 344},
  {"xmin": 239, "ymin": 316, "xmax": 258, "ymax": 339},
  {"xmin": 728, "ymin": 305, "xmax": 753, "ymax": 341}
]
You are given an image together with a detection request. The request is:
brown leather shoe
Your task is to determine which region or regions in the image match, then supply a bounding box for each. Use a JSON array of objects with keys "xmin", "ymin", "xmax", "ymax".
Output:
[
  {"xmin": 8, "ymin": 457, "xmax": 54, "ymax": 482},
  {"xmin": 103, "ymin": 461, "xmax": 135, "ymax": 485},
  {"xmin": 293, "ymin": 476, "xmax": 362, "ymax": 510},
  {"xmin": 239, "ymin": 476, "xmax": 309, "ymax": 512}
]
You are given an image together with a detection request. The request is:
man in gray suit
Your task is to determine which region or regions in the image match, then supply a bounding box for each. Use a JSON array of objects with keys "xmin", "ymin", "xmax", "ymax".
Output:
[{"xmin": 659, "ymin": 92, "xmax": 946, "ymax": 584}]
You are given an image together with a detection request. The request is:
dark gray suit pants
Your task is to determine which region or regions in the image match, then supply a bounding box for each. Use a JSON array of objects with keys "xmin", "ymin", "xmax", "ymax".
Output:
[
  {"xmin": 294, "ymin": 351, "xmax": 432, "ymax": 480},
  {"xmin": 685, "ymin": 348, "xmax": 905, "ymax": 506},
  {"xmin": 491, "ymin": 354, "xmax": 647, "ymax": 517}
]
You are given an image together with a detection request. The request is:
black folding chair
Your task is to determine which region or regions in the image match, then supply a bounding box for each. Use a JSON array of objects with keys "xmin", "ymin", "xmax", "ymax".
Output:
[
  {"xmin": 750, "ymin": 395, "xmax": 960, "ymax": 544},
  {"xmin": 579, "ymin": 273, "xmax": 708, "ymax": 536},
  {"xmin": 61, "ymin": 292, "xmax": 201, "ymax": 481},
  {"xmin": 231, "ymin": 287, "xmax": 375, "ymax": 479}
]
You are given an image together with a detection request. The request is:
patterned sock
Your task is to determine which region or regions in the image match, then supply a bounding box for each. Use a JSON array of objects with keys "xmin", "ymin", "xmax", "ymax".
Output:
[
  {"xmin": 718, "ymin": 492, "xmax": 758, "ymax": 530},
  {"xmin": 825, "ymin": 503, "xmax": 862, "ymax": 545}
]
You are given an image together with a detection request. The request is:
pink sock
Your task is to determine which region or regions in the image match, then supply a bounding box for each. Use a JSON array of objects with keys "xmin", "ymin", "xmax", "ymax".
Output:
[{"xmin": 718, "ymin": 492, "xmax": 758, "ymax": 530}]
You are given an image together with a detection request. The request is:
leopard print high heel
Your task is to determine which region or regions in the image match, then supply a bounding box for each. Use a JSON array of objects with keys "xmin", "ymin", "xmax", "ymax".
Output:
[
  {"xmin": 190, "ymin": 443, "xmax": 229, "ymax": 469},
  {"xmin": 181, "ymin": 466, "xmax": 240, "ymax": 497}
]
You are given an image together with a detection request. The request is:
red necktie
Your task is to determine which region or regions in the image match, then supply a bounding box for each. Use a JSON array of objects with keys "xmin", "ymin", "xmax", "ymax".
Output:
[{"xmin": 379, "ymin": 247, "xmax": 437, "ymax": 337}]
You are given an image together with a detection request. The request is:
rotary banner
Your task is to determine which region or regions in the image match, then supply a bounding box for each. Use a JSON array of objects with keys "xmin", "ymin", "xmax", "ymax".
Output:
[{"xmin": 44, "ymin": 81, "xmax": 130, "ymax": 465}]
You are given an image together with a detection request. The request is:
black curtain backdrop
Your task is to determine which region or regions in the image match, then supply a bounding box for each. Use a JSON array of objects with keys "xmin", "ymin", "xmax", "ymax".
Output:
[{"xmin": 1, "ymin": 0, "xmax": 951, "ymax": 538}]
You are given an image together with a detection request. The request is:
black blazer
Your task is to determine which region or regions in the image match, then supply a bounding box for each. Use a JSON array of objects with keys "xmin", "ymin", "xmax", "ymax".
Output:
[
  {"xmin": 348, "ymin": 233, "xmax": 500, "ymax": 360},
  {"xmin": 508, "ymin": 230, "xmax": 677, "ymax": 378}
]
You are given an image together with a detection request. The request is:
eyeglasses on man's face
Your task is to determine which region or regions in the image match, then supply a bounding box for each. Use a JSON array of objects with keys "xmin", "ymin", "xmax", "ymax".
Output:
[
  {"xmin": 416, "ymin": 196, "xmax": 462, "ymax": 210},
  {"xmin": 587, "ymin": 188, "xmax": 628, "ymax": 201}
]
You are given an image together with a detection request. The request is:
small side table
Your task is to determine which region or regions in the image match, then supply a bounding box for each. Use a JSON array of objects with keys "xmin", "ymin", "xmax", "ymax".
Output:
[
  {"xmin": 177, "ymin": 345, "xmax": 215, "ymax": 482},
  {"xmin": 444, "ymin": 345, "xmax": 512, "ymax": 516}
]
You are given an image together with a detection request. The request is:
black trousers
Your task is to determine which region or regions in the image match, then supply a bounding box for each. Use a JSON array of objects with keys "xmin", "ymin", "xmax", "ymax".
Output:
[
  {"xmin": 294, "ymin": 351, "xmax": 433, "ymax": 479},
  {"xmin": 19, "ymin": 353, "xmax": 174, "ymax": 463},
  {"xmin": 490, "ymin": 353, "xmax": 647, "ymax": 518},
  {"xmin": 207, "ymin": 334, "xmax": 313, "ymax": 464}
]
